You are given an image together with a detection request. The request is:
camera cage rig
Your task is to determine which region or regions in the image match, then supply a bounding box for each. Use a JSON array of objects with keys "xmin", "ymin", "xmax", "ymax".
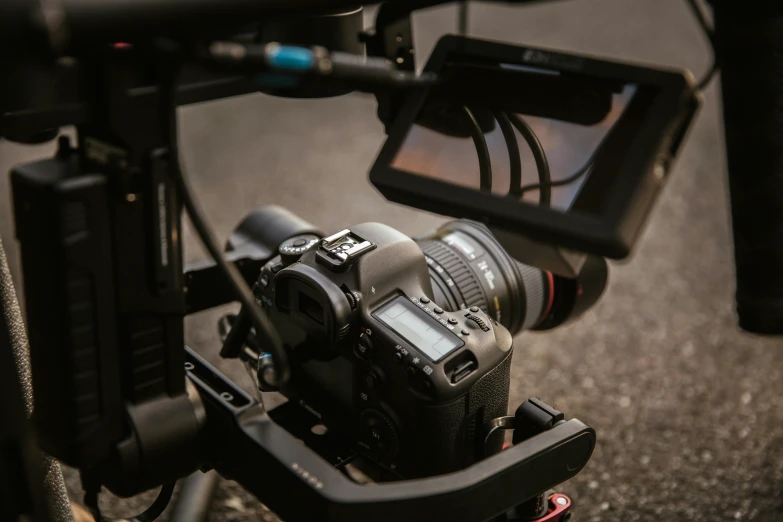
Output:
[
  {"xmin": 3, "ymin": 1, "xmax": 783, "ymax": 521},
  {"xmin": 3, "ymin": 2, "xmax": 603, "ymax": 521},
  {"xmin": 8, "ymin": 58, "xmax": 595, "ymax": 522}
]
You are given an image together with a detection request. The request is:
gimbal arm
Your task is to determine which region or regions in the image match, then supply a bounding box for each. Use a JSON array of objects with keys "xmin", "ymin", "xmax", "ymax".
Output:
[
  {"xmin": 186, "ymin": 347, "xmax": 595, "ymax": 522},
  {"xmin": 5, "ymin": 0, "xmax": 551, "ymax": 49}
]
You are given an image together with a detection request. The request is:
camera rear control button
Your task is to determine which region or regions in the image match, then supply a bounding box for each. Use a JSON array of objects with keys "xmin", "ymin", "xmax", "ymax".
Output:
[
  {"xmin": 270, "ymin": 263, "xmax": 283, "ymax": 274},
  {"xmin": 355, "ymin": 334, "xmax": 375, "ymax": 359},
  {"xmin": 434, "ymin": 307, "xmax": 444, "ymax": 314},
  {"xmin": 420, "ymin": 296, "xmax": 431, "ymax": 304},
  {"xmin": 360, "ymin": 409, "xmax": 399, "ymax": 460},
  {"xmin": 405, "ymin": 366, "xmax": 416, "ymax": 380},
  {"xmin": 470, "ymin": 306, "xmax": 480, "ymax": 313},
  {"xmin": 465, "ymin": 314, "xmax": 488, "ymax": 330},
  {"xmin": 461, "ymin": 329, "xmax": 470, "ymax": 336},
  {"xmin": 364, "ymin": 371, "xmax": 382, "ymax": 390},
  {"xmin": 448, "ymin": 317, "xmax": 458, "ymax": 325},
  {"xmin": 394, "ymin": 352, "xmax": 405, "ymax": 364}
]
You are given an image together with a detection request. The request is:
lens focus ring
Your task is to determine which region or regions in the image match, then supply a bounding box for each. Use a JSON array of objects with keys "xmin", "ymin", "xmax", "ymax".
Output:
[
  {"xmin": 515, "ymin": 261, "xmax": 545, "ymax": 330},
  {"xmin": 419, "ymin": 240, "xmax": 487, "ymax": 312}
]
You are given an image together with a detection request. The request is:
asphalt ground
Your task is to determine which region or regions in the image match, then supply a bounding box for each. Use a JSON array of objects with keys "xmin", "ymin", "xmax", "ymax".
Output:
[{"xmin": 2, "ymin": 1, "xmax": 782, "ymax": 520}]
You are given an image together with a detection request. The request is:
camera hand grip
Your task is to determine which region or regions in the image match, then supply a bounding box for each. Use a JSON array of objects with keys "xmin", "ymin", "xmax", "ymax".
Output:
[{"xmin": 713, "ymin": 3, "xmax": 783, "ymax": 334}]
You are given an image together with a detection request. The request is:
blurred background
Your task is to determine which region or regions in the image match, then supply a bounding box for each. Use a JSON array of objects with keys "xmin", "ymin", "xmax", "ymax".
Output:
[{"xmin": 2, "ymin": 0, "xmax": 783, "ymax": 520}]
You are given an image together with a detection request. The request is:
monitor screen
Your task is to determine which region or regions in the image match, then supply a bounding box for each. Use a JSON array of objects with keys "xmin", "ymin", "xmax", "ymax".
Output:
[
  {"xmin": 371, "ymin": 35, "xmax": 698, "ymax": 260},
  {"xmin": 389, "ymin": 59, "xmax": 653, "ymax": 217}
]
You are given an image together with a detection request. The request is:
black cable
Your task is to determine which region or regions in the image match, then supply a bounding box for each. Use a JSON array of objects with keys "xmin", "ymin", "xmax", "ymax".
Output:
[
  {"xmin": 684, "ymin": 0, "xmax": 717, "ymax": 91},
  {"xmin": 219, "ymin": 308, "xmax": 252, "ymax": 359},
  {"xmin": 509, "ymin": 2, "xmax": 714, "ymax": 201},
  {"xmin": 518, "ymin": 156, "xmax": 595, "ymax": 196},
  {"xmin": 85, "ymin": 484, "xmax": 176, "ymax": 522},
  {"xmin": 169, "ymin": 472, "xmax": 218, "ymax": 522},
  {"xmin": 508, "ymin": 2, "xmax": 715, "ymax": 202},
  {"xmin": 695, "ymin": 59, "xmax": 718, "ymax": 92},
  {"xmin": 84, "ymin": 489, "xmax": 101, "ymax": 522},
  {"xmin": 219, "ymin": 311, "xmax": 263, "ymax": 359},
  {"xmin": 135, "ymin": 484, "xmax": 176, "ymax": 522},
  {"xmin": 492, "ymin": 112, "xmax": 523, "ymax": 198},
  {"xmin": 685, "ymin": 0, "xmax": 714, "ymax": 38},
  {"xmin": 157, "ymin": 51, "xmax": 290, "ymax": 384},
  {"xmin": 505, "ymin": 2, "xmax": 713, "ymax": 203},
  {"xmin": 517, "ymin": 133, "xmax": 608, "ymax": 197},
  {"xmin": 464, "ymin": 106, "xmax": 492, "ymax": 192},
  {"xmin": 507, "ymin": 114, "xmax": 551, "ymax": 206},
  {"xmin": 458, "ymin": 1, "xmax": 469, "ymax": 35}
]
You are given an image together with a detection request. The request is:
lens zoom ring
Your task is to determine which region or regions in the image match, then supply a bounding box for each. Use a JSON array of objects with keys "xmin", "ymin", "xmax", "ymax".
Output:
[{"xmin": 419, "ymin": 241, "xmax": 487, "ymax": 311}]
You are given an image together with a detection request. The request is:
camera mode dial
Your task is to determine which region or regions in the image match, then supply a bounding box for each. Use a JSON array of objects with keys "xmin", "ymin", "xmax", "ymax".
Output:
[{"xmin": 279, "ymin": 234, "xmax": 320, "ymax": 266}]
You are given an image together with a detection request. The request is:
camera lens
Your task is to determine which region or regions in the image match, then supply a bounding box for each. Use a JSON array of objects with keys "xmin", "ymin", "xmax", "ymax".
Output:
[{"xmin": 416, "ymin": 220, "xmax": 607, "ymax": 336}]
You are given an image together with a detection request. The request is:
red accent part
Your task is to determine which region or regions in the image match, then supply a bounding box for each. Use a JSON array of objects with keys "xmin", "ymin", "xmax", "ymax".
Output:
[
  {"xmin": 541, "ymin": 272, "xmax": 555, "ymax": 321},
  {"xmin": 536, "ymin": 493, "xmax": 571, "ymax": 521},
  {"xmin": 577, "ymin": 283, "xmax": 583, "ymax": 297},
  {"xmin": 502, "ymin": 441, "xmax": 511, "ymax": 450},
  {"xmin": 113, "ymin": 42, "xmax": 133, "ymax": 49}
]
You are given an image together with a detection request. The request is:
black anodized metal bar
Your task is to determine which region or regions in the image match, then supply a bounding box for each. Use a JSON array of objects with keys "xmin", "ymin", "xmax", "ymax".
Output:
[{"xmin": 185, "ymin": 347, "xmax": 595, "ymax": 522}]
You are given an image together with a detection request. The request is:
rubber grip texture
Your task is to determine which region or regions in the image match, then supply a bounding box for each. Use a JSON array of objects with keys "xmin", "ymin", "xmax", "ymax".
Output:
[{"xmin": 713, "ymin": 2, "xmax": 783, "ymax": 333}]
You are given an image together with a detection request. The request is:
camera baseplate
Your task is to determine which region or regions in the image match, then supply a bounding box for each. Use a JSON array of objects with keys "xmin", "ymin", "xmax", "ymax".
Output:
[{"xmin": 184, "ymin": 346, "xmax": 594, "ymax": 522}]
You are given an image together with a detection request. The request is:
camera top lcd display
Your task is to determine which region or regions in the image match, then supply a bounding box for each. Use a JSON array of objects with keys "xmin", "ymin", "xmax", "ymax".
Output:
[
  {"xmin": 374, "ymin": 296, "xmax": 463, "ymax": 363},
  {"xmin": 371, "ymin": 36, "xmax": 699, "ymax": 260}
]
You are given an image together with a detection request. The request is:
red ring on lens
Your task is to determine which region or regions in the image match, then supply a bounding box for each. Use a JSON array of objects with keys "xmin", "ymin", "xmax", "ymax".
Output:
[{"xmin": 542, "ymin": 272, "xmax": 555, "ymax": 321}]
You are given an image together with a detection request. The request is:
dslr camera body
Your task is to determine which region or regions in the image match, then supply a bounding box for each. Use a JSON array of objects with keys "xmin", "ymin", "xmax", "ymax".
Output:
[{"xmin": 255, "ymin": 223, "xmax": 516, "ymax": 478}]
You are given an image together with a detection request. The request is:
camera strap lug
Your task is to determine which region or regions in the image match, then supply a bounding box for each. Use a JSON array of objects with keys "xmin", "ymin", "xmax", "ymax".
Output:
[
  {"xmin": 512, "ymin": 397, "xmax": 565, "ymax": 445},
  {"xmin": 482, "ymin": 397, "xmax": 565, "ymax": 456},
  {"xmin": 484, "ymin": 398, "xmax": 573, "ymax": 522}
]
